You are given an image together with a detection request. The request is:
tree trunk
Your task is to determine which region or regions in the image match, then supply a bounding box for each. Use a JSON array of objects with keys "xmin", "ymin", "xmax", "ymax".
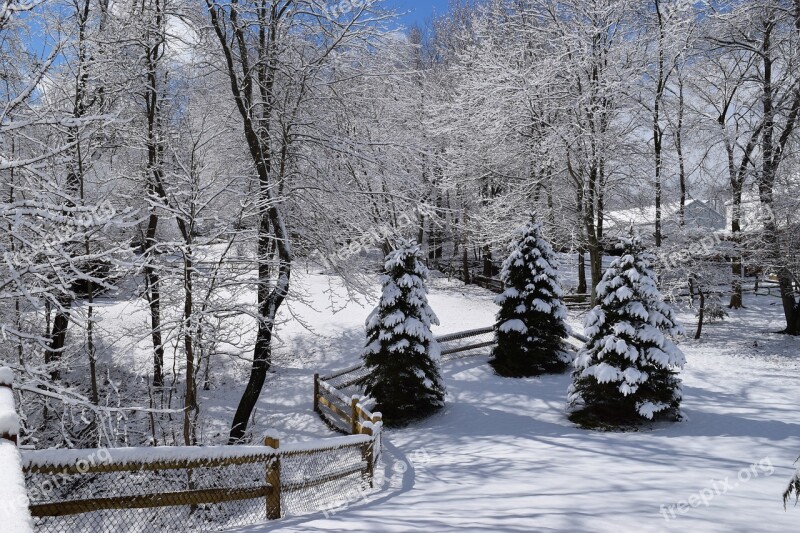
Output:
[
  {"xmin": 145, "ymin": 265, "xmax": 165, "ymax": 388},
  {"xmin": 461, "ymin": 235, "xmax": 470, "ymax": 284},
  {"xmin": 729, "ymin": 184, "xmax": 744, "ymax": 309},
  {"xmin": 729, "ymin": 257, "xmax": 744, "ymax": 309},
  {"xmin": 577, "ymin": 248, "xmax": 587, "ymax": 295},
  {"xmin": 588, "ymin": 239, "xmax": 603, "ymax": 305},
  {"xmin": 228, "ymin": 146, "xmax": 293, "ymax": 443},
  {"xmin": 676, "ymin": 76, "xmax": 687, "ymax": 227},
  {"xmin": 44, "ymin": 298, "xmax": 70, "ymax": 381},
  {"xmin": 695, "ymin": 285, "xmax": 705, "ymax": 340},
  {"xmin": 757, "ymin": 17, "xmax": 800, "ymax": 334},
  {"xmin": 143, "ymin": 0, "xmax": 166, "ymax": 388},
  {"xmin": 183, "ymin": 250, "xmax": 197, "ymax": 446},
  {"xmin": 482, "ymin": 245, "xmax": 493, "ymax": 278},
  {"xmin": 653, "ymin": 0, "xmax": 666, "ymax": 248}
]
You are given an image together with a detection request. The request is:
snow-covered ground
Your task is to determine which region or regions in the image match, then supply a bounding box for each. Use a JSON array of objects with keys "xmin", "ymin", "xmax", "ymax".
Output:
[
  {"xmin": 49, "ymin": 267, "xmax": 800, "ymax": 532},
  {"xmin": 207, "ymin": 274, "xmax": 800, "ymax": 533}
]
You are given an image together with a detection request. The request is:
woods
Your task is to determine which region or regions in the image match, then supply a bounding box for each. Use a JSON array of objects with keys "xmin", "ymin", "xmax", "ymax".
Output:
[{"xmin": 1, "ymin": 0, "xmax": 799, "ymax": 453}]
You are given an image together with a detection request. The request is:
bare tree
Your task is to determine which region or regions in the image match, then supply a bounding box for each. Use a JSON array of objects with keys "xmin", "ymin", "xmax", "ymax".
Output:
[{"xmin": 204, "ymin": 0, "xmax": 387, "ymax": 442}]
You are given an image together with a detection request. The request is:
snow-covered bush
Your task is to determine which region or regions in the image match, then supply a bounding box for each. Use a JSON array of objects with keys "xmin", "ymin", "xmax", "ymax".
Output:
[
  {"xmin": 491, "ymin": 214, "xmax": 570, "ymax": 377},
  {"xmin": 362, "ymin": 239, "xmax": 445, "ymax": 426},
  {"xmin": 569, "ymin": 231, "xmax": 686, "ymax": 427},
  {"xmin": 786, "ymin": 468, "xmax": 800, "ymax": 508}
]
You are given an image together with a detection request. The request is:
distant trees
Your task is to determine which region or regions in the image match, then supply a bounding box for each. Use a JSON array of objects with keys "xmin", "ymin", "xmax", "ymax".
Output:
[
  {"xmin": 3, "ymin": 0, "xmax": 800, "ymax": 449},
  {"xmin": 363, "ymin": 240, "xmax": 445, "ymax": 426},
  {"xmin": 570, "ymin": 232, "xmax": 686, "ymax": 427},
  {"xmin": 701, "ymin": 0, "xmax": 800, "ymax": 326},
  {"xmin": 491, "ymin": 214, "xmax": 570, "ymax": 377},
  {"xmin": 0, "ymin": 0, "xmax": 131, "ymax": 447}
]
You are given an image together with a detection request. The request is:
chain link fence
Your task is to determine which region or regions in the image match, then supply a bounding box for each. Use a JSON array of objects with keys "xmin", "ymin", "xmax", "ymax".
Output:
[
  {"xmin": 23, "ymin": 434, "xmax": 381, "ymax": 532},
  {"xmin": 280, "ymin": 437, "xmax": 378, "ymax": 517},
  {"xmin": 26, "ymin": 458, "xmax": 269, "ymax": 532},
  {"xmin": 438, "ymin": 327, "xmax": 496, "ymax": 361}
]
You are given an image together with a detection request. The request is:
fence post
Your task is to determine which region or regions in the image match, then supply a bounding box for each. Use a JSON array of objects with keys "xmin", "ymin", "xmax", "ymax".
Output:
[
  {"xmin": 265, "ymin": 435, "xmax": 281, "ymax": 520},
  {"xmin": 313, "ymin": 373, "xmax": 320, "ymax": 414},
  {"xmin": 362, "ymin": 439, "xmax": 374, "ymax": 488},
  {"xmin": 350, "ymin": 397, "xmax": 359, "ymax": 435}
]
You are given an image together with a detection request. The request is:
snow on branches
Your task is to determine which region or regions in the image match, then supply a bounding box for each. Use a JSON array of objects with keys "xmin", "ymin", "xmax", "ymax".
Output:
[
  {"xmin": 362, "ymin": 239, "xmax": 445, "ymax": 426},
  {"xmin": 491, "ymin": 214, "xmax": 570, "ymax": 377},
  {"xmin": 569, "ymin": 230, "xmax": 686, "ymax": 427}
]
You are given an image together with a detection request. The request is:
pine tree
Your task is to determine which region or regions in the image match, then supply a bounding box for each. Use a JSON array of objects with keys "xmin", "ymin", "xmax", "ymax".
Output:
[
  {"xmin": 363, "ymin": 239, "xmax": 445, "ymax": 426},
  {"xmin": 491, "ymin": 214, "xmax": 570, "ymax": 377},
  {"xmin": 569, "ymin": 230, "xmax": 686, "ymax": 427}
]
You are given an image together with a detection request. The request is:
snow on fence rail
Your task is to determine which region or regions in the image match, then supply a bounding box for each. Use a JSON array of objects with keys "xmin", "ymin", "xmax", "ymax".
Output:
[
  {"xmin": 472, "ymin": 275, "xmax": 592, "ymax": 310},
  {"xmin": 22, "ymin": 428, "xmax": 382, "ymax": 532},
  {"xmin": 315, "ymin": 327, "xmax": 588, "ymax": 431},
  {"xmin": 0, "ymin": 367, "xmax": 34, "ymax": 533}
]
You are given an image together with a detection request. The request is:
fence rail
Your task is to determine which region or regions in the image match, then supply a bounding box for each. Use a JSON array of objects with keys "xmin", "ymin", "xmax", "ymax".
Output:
[{"xmin": 472, "ymin": 275, "xmax": 592, "ymax": 310}]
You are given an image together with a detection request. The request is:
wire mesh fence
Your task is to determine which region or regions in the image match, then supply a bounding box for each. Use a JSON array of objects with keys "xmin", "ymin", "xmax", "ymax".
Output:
[
  {"xmin": 438, "ymin": 327, "xmax": 496, "ymax": 361},
  {"xmin": 23, "ymin": 434, "xmax": 381, "ymax": 533},
  {"xmin": 26, "ymin": 456, "xmax": 272, "ymax": 533},
  {"xmin": 280, "ymin": 438, "xmax": 377, "ymax": 517}
]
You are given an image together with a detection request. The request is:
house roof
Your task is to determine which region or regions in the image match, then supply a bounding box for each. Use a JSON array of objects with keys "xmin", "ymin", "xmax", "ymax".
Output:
[{"xmin": 604, "ymin": 199, "xmax": 724, "ymax": 231}]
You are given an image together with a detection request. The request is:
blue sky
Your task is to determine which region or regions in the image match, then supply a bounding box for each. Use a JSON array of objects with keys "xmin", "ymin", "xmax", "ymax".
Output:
[
  {"xmin": 390, "ymin": 0, "xmax": 451, "ymax": 29},
  {"xmin": 25, "ymin": 1, "xmax": 451, "ymax": 56}
]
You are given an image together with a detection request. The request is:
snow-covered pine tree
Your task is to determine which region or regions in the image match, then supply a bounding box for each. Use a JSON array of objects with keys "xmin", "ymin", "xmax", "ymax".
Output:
[
  {"xmin": 569, "ymin": 230, "xmax": 686, "ymax": 427},
  {"xmin": 491, "ymin": 214, "xmax": 570, "ymax": 377},
  {"xmin": 363, "ymin": 239, "xmax": 445, "ymax": 426}
]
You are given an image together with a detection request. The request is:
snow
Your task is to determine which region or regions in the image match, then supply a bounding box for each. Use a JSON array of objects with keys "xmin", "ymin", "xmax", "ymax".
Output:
[
  {"xmin": 38, "ymin": 268, "xmax": 800, "ymax": 532},
  {"xmin": 584, "ymin": 361, "xmax": 622, "ymax": 384},
  {"xmin": 0, "ymin": 370, "xmax": 30, "ymax": 531},
  {"xmin": 0, "ymin": 386, "xmax": 19, "ymax": 437},
  {"xmin": 0, "ymin": 367, "xmax": 14, "ymax": 386},
  {"xmin": 638, "ymin": 401, "xmax": 671, "ymax": 420},
  {"xmin": 215, "ymin": 278, "xmax": 800, "ymax": 533},
  {"xmin": 498, "ymin": 319, "xmax": 526, "ymax": 334},
  {"xmin": 21, "ymin": 434, "xmax": 373, "ymax": 470},
  {"xmin": 0, "ymin": 442, "xmax": 33, "ymax": 533}
]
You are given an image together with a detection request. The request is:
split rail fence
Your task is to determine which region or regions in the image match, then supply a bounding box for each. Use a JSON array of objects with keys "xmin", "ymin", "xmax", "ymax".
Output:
[
  {"xmin": 472, "ymin": 275, "xmax": 592, "ymax": 310},
  {"xmin": 315, "ymin": 327, "xmax": 588, "ymax": 432}
]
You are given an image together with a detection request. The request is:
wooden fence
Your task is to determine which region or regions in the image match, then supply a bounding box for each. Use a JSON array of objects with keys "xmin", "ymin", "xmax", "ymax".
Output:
[
  {"xmin": 315, "ymin": 327, "xmax": 589, "ymax": 432},
  {"xmin": 314, "ymin": 366, "xmax": 384, "ymax": 437},
  {"xmin": 471, "ymin": 275, "xmax": 592, "ymax": 310},
  {"xmin": 17, "ymin": 372, "xmax": 382, "ymax": 533},
  {"xmin": 22, "ymin": 429, "xmax": 380, "ymax": 532},
  {"xmin": 472, "ymin": 275, "xmax": 504, "ymax": 294}
]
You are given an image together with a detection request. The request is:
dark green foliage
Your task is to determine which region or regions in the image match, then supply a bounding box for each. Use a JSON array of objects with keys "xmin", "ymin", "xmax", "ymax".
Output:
[
  {"xmin": 363, "ymin": 240, "xmax": 445, "ymax": 426},
  {"xmin": 569, "ymin": 232, "xmax": 685, "ymax": 428},
  {"xmin": 785, "ymin": 469, "xmax": 800, "ymax": 509},
  {"xmin": 490, "ymin": 214, "xmax": 569, "ymax": 377}
]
